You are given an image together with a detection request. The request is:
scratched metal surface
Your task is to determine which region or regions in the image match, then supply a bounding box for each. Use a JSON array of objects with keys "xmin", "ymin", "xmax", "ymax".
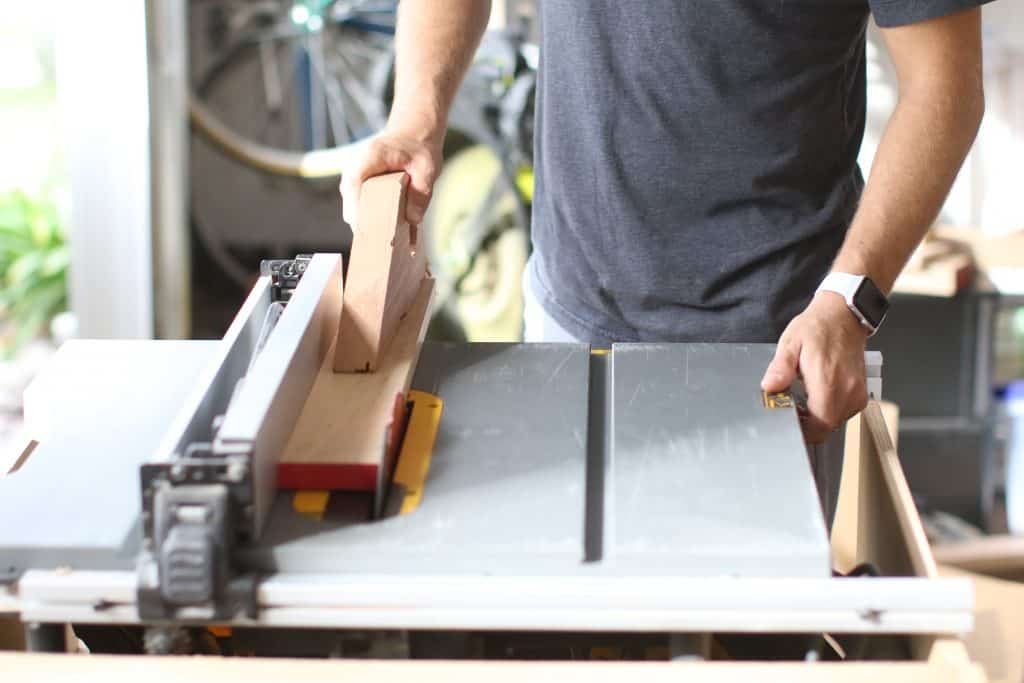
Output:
[
  {"xmin": 606, "ymin": 343, "xmax": 831, "ymax": 577},
  {"xmin": 1, "ymin": 342, "xmax": 829, "ymax": 579},
  {"xmin": 0, "ymin": 341, "xmax": 219, "ymax": 574},
  {"xmin": 252, "ymin": 342, "xmax": 592, "ymax": 573},
  {"xmin": 255, "ymin": 343, "xmax": 828, "ymax": 578}
]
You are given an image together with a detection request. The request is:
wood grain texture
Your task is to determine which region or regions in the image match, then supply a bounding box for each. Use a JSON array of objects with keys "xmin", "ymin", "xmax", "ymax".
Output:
[
  {"xmin": 863, "ymin": 401, "xmax": 938, "ymax": 579},
  {"xmin": 279, "ymin": 277, "xmax": 434, "ymax": 490},
  {"xmin": 832, "ymin": 404, "xmax": 974, "ymax": 669},
  {"xmin": 832, "ymin": 413, "xmax": 863, "ymax": 574},
  {"xmin": 0, "ymin": 652, "xmax": 984, "ymax": 681},
  {"xmin": 852, "ymin": 401, "xmax": 938, "ymax": 579},
  {"xmin": 832, "ymin": 401, "xmax": 899, "ymax": 573},
  {"xmin": 333, "ymin": 171, "xmax": 428, "ymax": 373}
]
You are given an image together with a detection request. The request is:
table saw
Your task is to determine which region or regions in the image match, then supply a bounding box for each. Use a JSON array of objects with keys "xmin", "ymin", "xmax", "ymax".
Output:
[{"xmin": 0, "ymin": 248, "xmax": 973, "ymax": 660}]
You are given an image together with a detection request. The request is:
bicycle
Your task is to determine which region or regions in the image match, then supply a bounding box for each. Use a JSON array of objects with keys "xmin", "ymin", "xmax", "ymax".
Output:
[{"xmin": 189, "ymin": 0, "xmax": 537, "ymax": 341}]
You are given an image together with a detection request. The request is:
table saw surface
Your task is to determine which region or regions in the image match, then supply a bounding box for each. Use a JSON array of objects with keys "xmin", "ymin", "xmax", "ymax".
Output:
[{"xmin": 0, "ymin": 341, "xmax": 829, "ymax": 581}]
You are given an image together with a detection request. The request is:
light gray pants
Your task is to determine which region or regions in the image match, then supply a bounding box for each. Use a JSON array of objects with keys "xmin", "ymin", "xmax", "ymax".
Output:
[{"xmin": 522, "ymin": 260, "xmax": 843, "ymax": 530}]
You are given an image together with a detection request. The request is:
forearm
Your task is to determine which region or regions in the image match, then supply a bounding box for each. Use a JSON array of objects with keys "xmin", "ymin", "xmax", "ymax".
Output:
[
  {"xmin": 833, "ymin": 12, "xmax": 984, "ymax": 294},
  {"xmin": 387, "ymin": 0, "xmax": 492, "ymax": 141},
  {"xmin": 833, "ymin": 87, "xmax": 983, "ymax": 292}
]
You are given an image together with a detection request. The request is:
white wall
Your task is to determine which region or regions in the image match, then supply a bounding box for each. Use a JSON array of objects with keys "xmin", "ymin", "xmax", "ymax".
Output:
[{"xmin": 56, "ymin": 0, "xmax": 154, "ymax": 339}]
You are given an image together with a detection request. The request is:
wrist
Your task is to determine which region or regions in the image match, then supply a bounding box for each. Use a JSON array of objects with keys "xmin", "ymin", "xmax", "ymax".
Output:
[
  {"xmin": 811, "ymin": 286, "xmax": 868, "ymax": 321},
  {"xmin": 385, "ymin": 110, "xmax": 447, "ymax": 149},
  {"xmin": 811, "ymin": 290, "xmax": 870, "ymax": 341},
  {"xmin": 815, "ymin": 271, "xmax": 890, "ymax": 336},
  {"xmin": 831, "ymin": 252, "xmax": 895, "ymax": 296}
]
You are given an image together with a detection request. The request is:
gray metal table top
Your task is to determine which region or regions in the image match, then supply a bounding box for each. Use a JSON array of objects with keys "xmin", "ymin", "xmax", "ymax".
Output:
[
  {"xmin": 253, "ymin": 343, "xmax": 591, "ymax": 573},
  {"xmin": 0, "ymin": 340, "xmax": 219, "ymax": 575},
  {"xmin": 0, "ymin": 341, "xmax": 829, "ymax": 581},
  {"xmin": 606, "ymin": 344, "xmax": 829, "ymax": 577}
]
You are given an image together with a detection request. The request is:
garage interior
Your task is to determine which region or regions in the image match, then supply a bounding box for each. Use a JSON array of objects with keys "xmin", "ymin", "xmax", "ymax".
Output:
[{"xmin": 2, "ymin": 1, "xmax": 1024, "ymax": 680}]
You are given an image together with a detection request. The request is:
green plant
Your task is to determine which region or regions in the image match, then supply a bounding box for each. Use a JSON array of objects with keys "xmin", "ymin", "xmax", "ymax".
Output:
[{"xmin": 0, "ymin": 189, "xmax": 68, "ymax": 357}]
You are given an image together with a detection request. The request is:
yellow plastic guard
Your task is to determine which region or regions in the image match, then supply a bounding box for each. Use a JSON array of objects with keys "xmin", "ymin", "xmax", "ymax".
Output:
[
  {"xmin": 292, "ymin": 489, "xmax": 330, "ymax": 520},
  {"xmin": 392, "ymin": 390, "xmax": 443, "ymax": 515}
]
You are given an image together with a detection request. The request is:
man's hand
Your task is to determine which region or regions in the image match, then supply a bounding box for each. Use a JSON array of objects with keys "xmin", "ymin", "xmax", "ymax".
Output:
[
  {"xmin": 339, "ymin": 0, "xmax": 490, "ymax": 230},
  {"xmin": 339, "ymin": 127, "xmax": 443, "ymax": 228},
  {"xmin": 761, "ymin": 293, "xmax": 869, "ymax": 443}
]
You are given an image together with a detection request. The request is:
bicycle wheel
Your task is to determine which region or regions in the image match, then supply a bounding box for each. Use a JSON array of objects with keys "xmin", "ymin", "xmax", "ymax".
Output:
[
  {"xmin": 425, "ymin": 145, "xmax": 529, "ymax": 342},
  {"xmin": 188, "ymin": 0, "xmax": 395, "ymax": 288},
  {"xmin": 190, "ymin": 0, "xmax": 394, "ymax": 174}
]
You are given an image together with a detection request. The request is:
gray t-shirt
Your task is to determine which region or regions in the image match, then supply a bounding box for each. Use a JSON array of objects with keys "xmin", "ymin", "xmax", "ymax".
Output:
[{"xmin": 530, "ymin": 0, "xmax": 990, "ymax": 345}]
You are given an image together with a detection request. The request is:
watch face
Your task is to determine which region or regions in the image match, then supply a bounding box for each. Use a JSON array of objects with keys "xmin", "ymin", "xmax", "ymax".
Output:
[{"xmin": 854, "ymin": 277, "xmax": 889, "ymax": 328}]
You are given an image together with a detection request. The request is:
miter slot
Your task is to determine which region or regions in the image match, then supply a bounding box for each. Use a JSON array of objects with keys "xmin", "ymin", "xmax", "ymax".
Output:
[{"xmin": 584, "ymin": 350, "xmax": 611, "ymax": 563}]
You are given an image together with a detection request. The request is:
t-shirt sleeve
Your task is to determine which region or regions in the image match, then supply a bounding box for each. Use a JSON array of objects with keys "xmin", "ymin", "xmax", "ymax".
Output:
[{"xmin": 869, "ymin": 0, "xmax": 996, "ymax": 28}]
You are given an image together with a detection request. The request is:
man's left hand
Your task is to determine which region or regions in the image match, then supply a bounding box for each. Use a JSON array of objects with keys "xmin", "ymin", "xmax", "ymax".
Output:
[{"xmin": 760, "ymin": 292, "xmax": 870, "ymax": 443}]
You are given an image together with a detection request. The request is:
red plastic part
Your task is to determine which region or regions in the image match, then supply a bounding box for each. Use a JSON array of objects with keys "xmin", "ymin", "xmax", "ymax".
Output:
[
  {"xmin": 276, "ymin": 392, "xmax": 408, "ymax": 492},
  {"xmin": 276, "ymin": 463, "xmax": 379, "ymax": 491}
]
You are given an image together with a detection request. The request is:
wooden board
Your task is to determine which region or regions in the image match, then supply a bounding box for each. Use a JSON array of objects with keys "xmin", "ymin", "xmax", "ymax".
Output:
[
  {"xmin": 0, "ymin": 617, "xmax": 25, "ymax": 651},
  {"xmin": 863, "ymin": 401, "xmax": 938, "ymax": 579},
  {"xmin": 852, "ymin": 401, "xmax": 937, "ymax": 578},
  {"xmin": 932, "ymin": 225, "xmax": 1024, "ymax": 273},
  {"xmin": 893, "ymin": 235, "xmax": 975, "ymax": 297},
  {"xmin": 278, "ymin": 277, "xmax": 434, "ymax": 490},
  {"xmin": 831, "ymin": 400, "xmax": 936, "ymax": 579},
  {"xmin": 333, "ymin": 171, "xmax": 428, "ymax": 373},
  {"xmin": 832, "ymin": 401, "xmax": 899, "ymax": 573},
  {"xmin": 941, "ymin": 565, "xmax": 1024, "ymax": 683},
  {"xmin": 0, "ymin": 653, "xmax": 985, "ymax": 682},
  {"xmin": 829, "ymin": 401, "xmax": 966, "ymax": 666},
  {"xmin": 934, "ymin": 536, "xmax": 1024, "ymax": 578}
]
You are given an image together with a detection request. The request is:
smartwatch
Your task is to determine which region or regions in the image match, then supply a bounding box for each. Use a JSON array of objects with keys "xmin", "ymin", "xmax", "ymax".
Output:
[{"xmin": 815, "ymin": 272, "xmax": 890, "ymax": 336}]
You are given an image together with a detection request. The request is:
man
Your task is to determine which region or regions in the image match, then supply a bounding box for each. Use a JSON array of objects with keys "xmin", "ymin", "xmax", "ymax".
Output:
[{"xmin": 340, "ymin": 1, "xmax": 986, "ymax": 448}]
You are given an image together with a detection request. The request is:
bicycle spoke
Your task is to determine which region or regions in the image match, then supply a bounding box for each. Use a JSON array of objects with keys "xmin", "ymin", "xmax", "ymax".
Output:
[
  {"xmin": 332, "ymin": 41, "xmax": 388, "ymax": 131},
  {"xmin": 308, "ymin": 28, "xmax": 352, "ymax": 146},
  {"xmin": 191, "ymin": 0, "xmax": 398, "ymax": 170},
  {"xmin": 258, "ymin": 38, "xmax": 283, "ymax": 115},
  {"xmin": 305, "ymin": 32, "xmax": 328, "ymax": 150}
]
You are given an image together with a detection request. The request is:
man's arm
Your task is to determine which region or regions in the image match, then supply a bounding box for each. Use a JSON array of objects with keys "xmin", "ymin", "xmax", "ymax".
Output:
[
  {"xmin": 340, "ymin": 1, "xmax": 492, "ymax": 227},
  {"xmin": 762, "ymin": 7, "xmax": 985, "ymax": 443},
  {"xmin": 834, "ymin": 9, "xmax": 985, "ymax": 289}
]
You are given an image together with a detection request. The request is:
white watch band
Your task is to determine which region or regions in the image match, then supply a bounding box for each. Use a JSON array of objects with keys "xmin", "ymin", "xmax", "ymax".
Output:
[
  {"xmin": 816, "ymin": 272, "xmax": 863, "ymax": 306},
  {"xmin": 816, "ymin": 272, "xmax": 876, "ymax": 333}
]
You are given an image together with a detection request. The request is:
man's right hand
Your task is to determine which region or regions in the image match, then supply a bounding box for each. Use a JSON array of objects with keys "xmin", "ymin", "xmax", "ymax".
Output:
[
  {"xmin": 340, "ymin": 0, "xmax": 490, "ymax": 228},
  {"xmin": 339, "ymin": 127, "xmax": 443, "ymax": 229}
]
